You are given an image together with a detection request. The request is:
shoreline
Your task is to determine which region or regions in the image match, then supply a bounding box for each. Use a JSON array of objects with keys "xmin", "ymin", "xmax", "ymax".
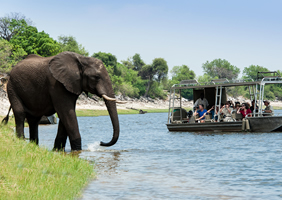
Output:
[{"xmin": 1, "ymin": 91, "xmax": 282, "ymax": 117}]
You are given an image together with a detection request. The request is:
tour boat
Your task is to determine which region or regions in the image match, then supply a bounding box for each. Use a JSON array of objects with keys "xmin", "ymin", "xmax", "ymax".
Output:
[{"xmin": 166, "ymin": 71, "xmax": 282, "ymax": 132}]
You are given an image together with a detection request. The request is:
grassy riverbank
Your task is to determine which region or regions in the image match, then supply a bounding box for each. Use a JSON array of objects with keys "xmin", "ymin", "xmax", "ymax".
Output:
[
  {"xmin": 0, "ymin": 121, "xmax": 94, "ymax": 200},
  {"xmin": 76, "ymin": 108, "xmax": 169, "ymax": 117}
]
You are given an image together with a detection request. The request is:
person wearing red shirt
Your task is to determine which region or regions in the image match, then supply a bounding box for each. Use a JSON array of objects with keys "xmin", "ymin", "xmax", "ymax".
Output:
[{"xmin": 237, "ymin": 103, "xmax": 252, "ymax": 118}]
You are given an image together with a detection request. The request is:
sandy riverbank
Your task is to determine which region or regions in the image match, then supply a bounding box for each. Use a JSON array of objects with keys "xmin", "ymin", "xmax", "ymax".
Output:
[{"xmin": 1, "ymin": 89, "xmax": 282, "ymax": 116}]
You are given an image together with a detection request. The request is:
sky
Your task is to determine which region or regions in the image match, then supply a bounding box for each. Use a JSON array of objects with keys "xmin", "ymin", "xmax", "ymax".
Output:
[{"xmin": 1, "ymin": 0, "xmax": 282, "ymax": 77}]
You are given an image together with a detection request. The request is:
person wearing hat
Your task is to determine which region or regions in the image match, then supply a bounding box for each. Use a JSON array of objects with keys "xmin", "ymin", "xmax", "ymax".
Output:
[{"xmin": 263, "ymin": 100, "xmax": 274, "ymax": 116}]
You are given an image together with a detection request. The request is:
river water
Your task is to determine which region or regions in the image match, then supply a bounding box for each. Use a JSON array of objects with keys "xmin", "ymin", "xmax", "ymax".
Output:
[{"xmin": 25, "ymin": 112, "xmax": 282, "ymax": 199}]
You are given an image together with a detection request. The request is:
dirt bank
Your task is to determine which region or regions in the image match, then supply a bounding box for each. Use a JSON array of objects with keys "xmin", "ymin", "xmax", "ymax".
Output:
[{"xmin": 1, "ymin": 88, "xmax": 282, "ymax": 116}]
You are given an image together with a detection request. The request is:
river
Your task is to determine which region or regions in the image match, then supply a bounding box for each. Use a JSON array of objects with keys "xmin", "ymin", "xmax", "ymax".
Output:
[{"xmin": 25, "ymin": 112, "xmax": 282, "ymax": 199}]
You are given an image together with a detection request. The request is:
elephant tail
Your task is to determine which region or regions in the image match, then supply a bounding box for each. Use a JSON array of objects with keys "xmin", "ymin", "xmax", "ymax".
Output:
[{"xmin": 2, "ymin": 106, "xmax": 12, "ymax": 125}]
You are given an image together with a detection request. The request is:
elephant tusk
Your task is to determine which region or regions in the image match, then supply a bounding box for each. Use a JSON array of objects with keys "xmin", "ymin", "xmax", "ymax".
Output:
[
  {"xmin": 116, "ymin": 101, "xmax": 127, "ymax": 104},
  {"xmin": 102, "ymin": 94, "xmax": 116, "ymax": 101},
  {"xmin": 102, "ymin": 94, "xmax": 127, "ymax": 104}
]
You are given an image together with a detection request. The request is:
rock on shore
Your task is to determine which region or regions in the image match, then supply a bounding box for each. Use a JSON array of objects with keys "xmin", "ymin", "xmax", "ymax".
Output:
[{"xmin": 1, "ymin": 87, "xmax": 282, "ymax": 116}]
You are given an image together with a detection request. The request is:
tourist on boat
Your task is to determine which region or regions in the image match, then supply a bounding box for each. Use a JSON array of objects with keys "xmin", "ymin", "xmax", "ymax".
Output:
[
  {"xmin": 237, "ymin": 103, "xmax": 252, "ymax": 118},
  {"xmin": 194, "ymin": 104, "xmax": 207, "ymax": 123},
  {"xmin": 250, "ymin": 100, "xmax": 259, "ymax": 113},
  {"xmin": 263, "ymin": 100, "xmax": 274, "ymax": 116},
  {"xmin": 206, "ymin": 105, "xmax": 215, "ymax": 117},
  {"xmin": 233, "ymin": 103, "xmax": 241, "ymax": 112},
  {"xmin": 206, "ymin": 105, "xmax": 219, "ymax": 122},
  {"xmin": 194, "ymin": 93, "xmax": 209, "ymax": 110},
  {"xmin": 228, "ymin": 101, "xmax": 234, "ymax": 109},
  {"xmin": 220, "ymin": 101, "xmax": 232, "ymax": 122}
]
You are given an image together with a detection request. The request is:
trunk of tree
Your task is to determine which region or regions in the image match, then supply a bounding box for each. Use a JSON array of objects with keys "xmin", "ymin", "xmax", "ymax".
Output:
[{"xmin": 144, "ymin": 78, "xmax": 151, "ymax": 97}]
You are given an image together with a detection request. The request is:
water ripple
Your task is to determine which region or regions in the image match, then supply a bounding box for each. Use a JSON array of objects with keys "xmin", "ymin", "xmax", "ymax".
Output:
[{"xmin": 24, "ymin": 112, "xmax": 282, "ymax": 200}]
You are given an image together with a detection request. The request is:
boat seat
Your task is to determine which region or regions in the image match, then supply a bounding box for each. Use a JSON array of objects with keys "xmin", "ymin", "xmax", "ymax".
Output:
[
  {"xmin": 188, "ymin": 116, "xmax": 195, "ymax": 123},
  {"xmin": 204, "ymin": 113, "xmax": 212, "ymax": 123},
  {"xmin": 172, "ymin": 108, "xmax": 187, "ymax": 122},
  {"xmin": 232, "ymin": 112, "xmax": 243, "ymax": 121}
]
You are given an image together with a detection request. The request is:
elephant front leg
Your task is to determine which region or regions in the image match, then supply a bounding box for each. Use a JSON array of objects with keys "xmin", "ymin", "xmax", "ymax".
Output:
[
  {"xmin": 55, "ymin": 111, "xmax": 82, "ymax": 151},
  {"xmin": 51, "ymin": 90, "xmax": 82, "ymax": 151},
  {"xmin": 53, "ymin": 120, "xmax": 68, "ymax": 151}
]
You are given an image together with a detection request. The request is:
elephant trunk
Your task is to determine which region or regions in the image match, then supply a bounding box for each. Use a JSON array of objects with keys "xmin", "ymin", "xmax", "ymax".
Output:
[{"xmin": 100, "ymin": 98, "xmax": 119, "ymax": 146}]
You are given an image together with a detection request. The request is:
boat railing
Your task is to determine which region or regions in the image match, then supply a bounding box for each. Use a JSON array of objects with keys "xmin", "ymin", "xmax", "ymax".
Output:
[
  {"xmin": 247, "ymin": 112, "xmax": 281, "ymax": 118},
  {"xmin": 261, "ymin": 76, "xmax": 282, "ymax": 83},
  {"xmin": 211, "ymin": 78, "xmax": 229, "ymax": 84},
  {"xmin": 257, "ymin": 71, "xmax": 281, "ymax": 80},
  {"xmin": 172, "ymin": 78, "xmax": 255, "ymax": 88}
]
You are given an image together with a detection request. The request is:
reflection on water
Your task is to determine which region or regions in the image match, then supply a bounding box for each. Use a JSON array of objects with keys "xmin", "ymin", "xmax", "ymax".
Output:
[{"xmin": 24, "ymin": 112, "xmax": 282, "ymax": 199}]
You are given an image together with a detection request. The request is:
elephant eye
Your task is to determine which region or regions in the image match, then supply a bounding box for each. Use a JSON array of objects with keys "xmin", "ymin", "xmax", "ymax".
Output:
[{"xmin": 91, "ymin": 75, "xmax": 100, "ymax": 81}]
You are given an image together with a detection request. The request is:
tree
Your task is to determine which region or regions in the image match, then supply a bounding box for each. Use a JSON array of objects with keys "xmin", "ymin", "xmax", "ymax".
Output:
[
  {"xmin": 0, "ymin": 13, "xmax": 60, "ymax": 63},
  {"xmin": 92, "ymin": 52, "xmax": 117, "ymax": 67},
  {"xmin": 121, "ymin": 53, "xmax": 145, "ymax": 71},
  {"xmin": 132, "ymin": 53, "xmax": 145, "ymax": 71},
  {"xmin": 152, "ymin": 58, "xmax": 168, "ymax": 82},
  {"xmin": 0, "ymin": 39, "xmax": 13, "ymax": 72},
  {"xmin": 242, "ymin": 65, "xmax": 269, "ymax": 80},
  {"xmin": 202, "ymin": 58, "xmax": 240, "ymax": 80},
  {"xmin": 169, "ymin": 65, "xmax": 195, "ymax": 99},
  {"xmin": 58, "ymin": 35, "xmax": 89, "ymax": 56},
  {"xmin": 171, "ymin": 65, "xmax": 195, "ymax": 82},
  {"xmin": 0, "ymin": 38, "xmax": 27, "ymax": 72},
  {"xmin": 139, "ymin": 64, "xmax": 154, "ymax": 97},
  {"xmin": 140, "ymin": 58, "xmax": 168, "ymax": 97},
  {"xmin": 9, "ymin": 22, "xmax": 61, "ymax": 57},
  {"xmin": 92, "ymin": 52, "xmax": 119, "ymax": 74},
  {"xmin": 0, "ymin": 13, "xmax": 32, "ymax": 41},
  {"xmin": 196, "ymin": 74, "xmax": 214, "ymax": 83}
]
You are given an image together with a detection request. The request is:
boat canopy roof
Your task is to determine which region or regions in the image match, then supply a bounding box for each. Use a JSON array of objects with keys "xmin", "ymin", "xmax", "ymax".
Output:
[{"xmin": 172, "ymin": 71, "xmax": 282, "ymax": 90}]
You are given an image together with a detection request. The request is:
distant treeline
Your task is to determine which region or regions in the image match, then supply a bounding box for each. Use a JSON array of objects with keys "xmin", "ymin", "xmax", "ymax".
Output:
[{"xmin": 1, "ymin": 13, "xmax": 281, "ymax": 100}]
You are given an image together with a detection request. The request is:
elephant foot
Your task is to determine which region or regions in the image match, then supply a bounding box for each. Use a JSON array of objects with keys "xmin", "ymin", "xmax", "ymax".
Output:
[
  {"xmin": 16, "ymin": 134, "xmax": 25, "ymax": 139},
  {"xmin": 70, "ymin": 138, "xmax": 82, "ymax": 151},
  {"xmin": 52, "ymin": 147, "xmax": 65, "ymax": 152},
  {"xmin": 53, "ymin": 140, "xmax": 66, "ymax": 152}
]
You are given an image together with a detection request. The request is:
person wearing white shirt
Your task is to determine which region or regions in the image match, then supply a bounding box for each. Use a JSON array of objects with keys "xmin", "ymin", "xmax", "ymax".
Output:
[{"xmin": 194, "ymin": 93, "xmax": 209, "ymax": 110}]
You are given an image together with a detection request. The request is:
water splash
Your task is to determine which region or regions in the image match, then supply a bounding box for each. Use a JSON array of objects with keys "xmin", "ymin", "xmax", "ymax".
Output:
[{"xmin": 87, "ymin": 141, "xmax": 106, "ymax": 152}]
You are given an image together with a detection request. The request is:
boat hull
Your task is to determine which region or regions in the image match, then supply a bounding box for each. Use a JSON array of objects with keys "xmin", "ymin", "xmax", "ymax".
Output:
[
  {"xmin": 167, "ymin": 121, "xmax": 242, "ymax": 132},
  {"xmin": 248, "ymin": 116, "xmax": 282, "ymax": 132},
  {"xmin": 167, "ymin": 116, "xmax": 282, "ymax": 132}
]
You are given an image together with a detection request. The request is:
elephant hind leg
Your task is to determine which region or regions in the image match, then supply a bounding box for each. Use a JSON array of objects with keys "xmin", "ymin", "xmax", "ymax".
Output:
[
  {"xmin": 26, "ymin": 115, "xmax": 41, "ymax": 145},
  {"xmin": 8, "ymin": 93, "xmax": 26, "ymax": 139},
  {"xmin": 53, "ymin": 120, "xmax": 68, "ymax": 151},
  {"xmin": 14, "ymin": 114, "xmax": 26, "ymax": 139}
]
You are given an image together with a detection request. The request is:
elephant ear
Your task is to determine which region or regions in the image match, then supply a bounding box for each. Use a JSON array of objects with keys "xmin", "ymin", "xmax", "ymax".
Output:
[{"xmin": 49, "ymin": 52, "xmax": 83, "ymax": 95}]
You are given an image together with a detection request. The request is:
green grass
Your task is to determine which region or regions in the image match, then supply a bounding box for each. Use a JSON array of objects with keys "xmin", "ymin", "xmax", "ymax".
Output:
[
  {"xmin": 76, "ymin": 108, "xmax": 169, "ymax": 117},
  {"xmin": 0, "ymin": 121, "xmax": 94, "ymax": 200},
  {"xmin": 273, "ymin": 106, "xmax": 282, "ymax": 110}
]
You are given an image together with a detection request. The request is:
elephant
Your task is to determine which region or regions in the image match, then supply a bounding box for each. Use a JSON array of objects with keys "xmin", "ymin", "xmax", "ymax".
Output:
[{"xmin": 2, "ymin": 51, "xmax": 123, "ymax": 151}]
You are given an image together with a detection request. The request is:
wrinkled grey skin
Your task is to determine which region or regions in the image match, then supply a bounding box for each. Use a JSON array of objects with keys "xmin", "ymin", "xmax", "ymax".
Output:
[{"xmin": 5, "ymin": 51, "xmax": 119, "ymax": 150}]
